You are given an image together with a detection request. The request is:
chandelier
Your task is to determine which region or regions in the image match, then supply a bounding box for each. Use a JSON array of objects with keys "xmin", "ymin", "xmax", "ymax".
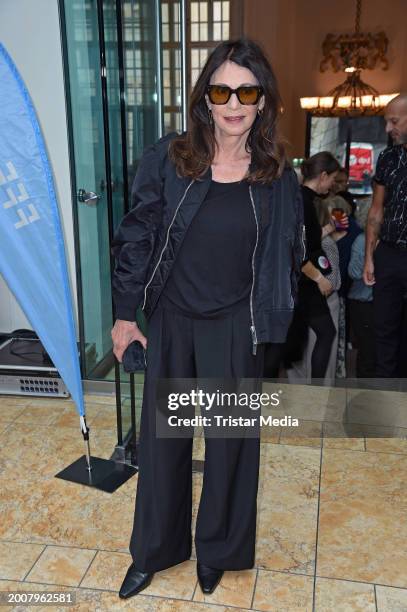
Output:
[{"xmin": 300, "ymin": 0, "xmax": 399, "ymax": 116}]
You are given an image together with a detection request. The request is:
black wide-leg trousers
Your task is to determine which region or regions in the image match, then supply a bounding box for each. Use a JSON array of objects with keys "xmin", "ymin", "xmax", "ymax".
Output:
[{"xmin": 129, "ymin": 299, "xmax": 265, "ymax": 573}]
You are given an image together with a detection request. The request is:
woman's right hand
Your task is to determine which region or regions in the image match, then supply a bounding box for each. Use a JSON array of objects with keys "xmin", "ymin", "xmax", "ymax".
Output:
[
  {"xmin": 316, "ymin": 275, "xmax": 333, "ymax": 297},
  {"xmin": 111, "ymin": 319, "xmax": 147, "ymax": 362}
]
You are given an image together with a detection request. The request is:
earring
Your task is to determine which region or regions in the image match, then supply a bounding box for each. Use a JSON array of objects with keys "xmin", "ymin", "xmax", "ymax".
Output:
[
  {"xmin": 207, "ymin": 107, "xmax": 213, "ymax": 125},
  {"xmin": 257, "ymin": 108, "xmax": 264, "ymax": 116}
]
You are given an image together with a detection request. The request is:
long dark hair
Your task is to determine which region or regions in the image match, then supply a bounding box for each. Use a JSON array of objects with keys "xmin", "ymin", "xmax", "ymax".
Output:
[
  {"xmin": 301, "ymin": 152, "xmax": 341, "ymax": 181},
  {"xmin": 168, "ymin": 38, "xmax": 287, "ymax": 184}
]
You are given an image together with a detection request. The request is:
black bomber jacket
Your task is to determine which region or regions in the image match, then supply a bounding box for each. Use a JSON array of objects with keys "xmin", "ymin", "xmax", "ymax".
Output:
[{"xmin": 111, "ymin": 131, "xmax": 306, "ymax": 354}]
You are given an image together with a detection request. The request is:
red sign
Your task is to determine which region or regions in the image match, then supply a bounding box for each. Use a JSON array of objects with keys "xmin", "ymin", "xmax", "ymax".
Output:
[{"xmin": 348, "ymin": 144, "xmax": 373, "ymax": 182}]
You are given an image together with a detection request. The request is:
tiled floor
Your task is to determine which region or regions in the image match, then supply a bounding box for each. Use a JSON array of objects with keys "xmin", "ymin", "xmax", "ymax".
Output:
[{"xmin": 0, "ymin": 386, "xmax": 407, "ymax": 611}]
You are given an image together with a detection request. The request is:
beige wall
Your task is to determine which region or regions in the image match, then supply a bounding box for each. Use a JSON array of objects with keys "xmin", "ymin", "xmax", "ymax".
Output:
[
  {"xmin": 244, "ymin": 0, "xmax": 407, "ymax": 157},
  {"xmin": 0, "ymin": 0, "xmax": 77, "ymax": 333}
]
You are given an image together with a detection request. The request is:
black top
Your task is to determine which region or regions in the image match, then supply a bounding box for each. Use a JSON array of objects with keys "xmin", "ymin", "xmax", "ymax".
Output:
[
  {"xmin": 297, "ymin": 185, "xmax": 330, "ymax": 315},
  {"xmin": 301, "ymin": 186, "xmax": 323, "ymax": 264},
  {"xmin": 374, "ymin": 145, "xmax": 407, "ymax": 248},
  {"xmin": 159, "ymin": 179, "xmax": 256, "ymax": 318}
]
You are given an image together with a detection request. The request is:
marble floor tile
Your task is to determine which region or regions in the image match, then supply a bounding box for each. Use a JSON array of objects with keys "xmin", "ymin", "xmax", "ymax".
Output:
[
  {"xmin": 26, "ymin": 397, "xmax": 76, "ymax": 407},
  {"xmin": 262, "ymin": 382, "xmax": 347, "ymax": 424},
  {"xmin": 0, "ymin": 413, "xmax": 21, "ymax": 425},
  {"xmin": 0, "ymin": 470, "xmax": 135, "ymax": 552},
  {"xmin": 0, "ymin": 403, "xmax": 27, "ymax": 422},
  {"xmin": 0, "ymin": 423, "xmax": 13, "ymax": 436},
  {"xmin": 0, "ymin": 422, "xmax": 118, "ymax": 483},
  {"xmin": 53, "ymin": 404, "xmax": 102, "ymax": 428},
  {"xmin": 80, "ymin": 550, "xmax": 132, "ymax": 591},
  {"xmin": 134, "ymin": 559, "xmax": 197, "ymax": 600},
  {"xmin": 105, "ymin": 595, "xmax": 244, "ymax": 612},
  {"xmin": 365, "ymin": 436, "xmax": 407, "ymax": 455},
  {"xmin": 376, "ymin": 584, "xmax": 407, "ymax": 611},
  {"xmin": 191, "ymin": 473, "xmax": 203, "ymax": 560},
  {"xmin": 0, "ymin": 541, "xmax": 45, "ymax": 580},
  {"xmin": 82, "ymin": 552, "xmax": 198, "ymax": 601},
  {"xmin": 25, "ymin": 545, "xmax": 96, "ymax": 587},
  {"xmin": 252, "ymin": 569, "xmax": 313, "ymax": 611},
  {"xmin": 14, "ymin": 401, "xmax": 80, "ymax": 427},
  {"xmin": 193, "ymin": 568, "xmax": 257, "ymax": 608},
  {"xmin": 318, "ymin": 448, "xmax": 407, "ymax": 587},
  {"xmin": 255, "ymin": 443, "xmax": 320, "ymax": 574},
  {"xmin": 89, "ymin": 405, "xmax": 120, "ymax": 430},
  {"xmin": 322, "ymin": 422, "xmax": 366, "ymax": 451},
  {"xmin": 0, "ymin": 579, "xmax": 161, "ymax": 611},
  {"xmin": 279, "ymin": 419, "xmax": 322, "ymax": 448},
  {"xmin": 36, "ymin": 481, "xmax": 133, "ymax": 551},
  {"xmin": 346, "ymin": 389, "xmax": 407, "ymax": 430},
  {"xmin": 260, "ymin": 424, "xmax": 281, "ymax": 444},
  {"xmin": 314, "ymin": 576, "xmax": 376, "ymax": 611},
  {"xmin": 0, "ymin": 395, "xmax": 33, "ymax": 407},
  {"xmin": 84, "ymin": 393, "xmax": 117, "ymax": 406},
  {"xmin": 192, "ymin": 436, "xmax": 205, "ymax": 461}
]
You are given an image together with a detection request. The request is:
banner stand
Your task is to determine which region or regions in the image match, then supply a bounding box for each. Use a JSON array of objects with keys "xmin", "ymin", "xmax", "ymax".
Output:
[
  {"xmin": 55, "ymin": 415, "xmax": 137, "ymax": 493},
  {"xmin": 0, "ymin": 43, "xmax": 137, "ymax": 494}
]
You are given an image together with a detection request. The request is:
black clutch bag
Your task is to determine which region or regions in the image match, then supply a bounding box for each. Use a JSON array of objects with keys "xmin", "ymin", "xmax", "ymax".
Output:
[{"xmin": 122, "ymin": 340, "xmax": 146, "ymax": 373}]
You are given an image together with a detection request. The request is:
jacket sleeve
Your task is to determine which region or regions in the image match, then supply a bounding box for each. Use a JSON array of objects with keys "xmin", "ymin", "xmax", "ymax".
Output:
[
  {"xmin": 291, "ymin": 170, "xmax": 306, "ymax": 302},
  {"xmin": 348, "ymin": 233, "xmax": 365, "ymax": 280},
  {"xmin": 110, "ymin": 141, "xmax": 164, "ymax": 321},
  {"xmin": 301, "ymin": 190, "xmax": 322, "ymax": 264}
]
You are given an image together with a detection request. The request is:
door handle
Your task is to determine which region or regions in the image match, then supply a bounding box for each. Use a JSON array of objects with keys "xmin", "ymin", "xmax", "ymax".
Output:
[{"xmin": 77, "ymin": 189, "xmax": 101, "ymax": 206}]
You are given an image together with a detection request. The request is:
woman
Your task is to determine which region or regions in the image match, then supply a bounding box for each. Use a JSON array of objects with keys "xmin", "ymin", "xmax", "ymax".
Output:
[
  {"xmin": 290, "ymin": 196, "xmax": 343, "ymax": 383},
  {"xmin": 284, "ymin": 152, "xmax": 347, "ymax": 383},
  {"xmin": 110, "ymin": 38, "xmax": 304, "ymax": 599}
]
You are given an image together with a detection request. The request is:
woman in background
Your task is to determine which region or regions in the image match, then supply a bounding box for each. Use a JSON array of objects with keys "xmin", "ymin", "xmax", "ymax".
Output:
[{"xmin": 284, "ymin": 152, "xmax": 346, "ymax": 382}]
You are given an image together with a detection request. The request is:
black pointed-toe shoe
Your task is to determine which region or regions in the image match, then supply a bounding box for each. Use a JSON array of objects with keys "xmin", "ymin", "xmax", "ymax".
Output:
[
  {"xmin": 197, "ymin": 562, "xmax": 224, "ymax": 594},
  {"xmin": 119, "ymin": 563, "xmax": 154, "ymax": 599}
]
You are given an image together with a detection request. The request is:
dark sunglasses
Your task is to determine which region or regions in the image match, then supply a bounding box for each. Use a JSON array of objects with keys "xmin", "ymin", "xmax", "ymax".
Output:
[{"xmin": 206, "ymin": 84, "xmax": 264, "ymax": 105}]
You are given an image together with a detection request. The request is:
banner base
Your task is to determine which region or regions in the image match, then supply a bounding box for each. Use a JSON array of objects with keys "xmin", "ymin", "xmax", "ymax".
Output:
[{"xmin": 55, "ymin": 455, "xmax": 137, "ymax": 493}]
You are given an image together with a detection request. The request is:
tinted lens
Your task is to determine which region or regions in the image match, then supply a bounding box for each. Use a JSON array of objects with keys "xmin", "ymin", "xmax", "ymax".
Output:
[
  {"xmin": 236, "ymin": 86, "xmax": 261, "ymax": 104},
  {"xmin": 207, "ymin": 85, "xmax": 231, "ymax": 104},
  {"xmin": 207, "ymin": 85, "xmax": 262, "ymax": 105}
]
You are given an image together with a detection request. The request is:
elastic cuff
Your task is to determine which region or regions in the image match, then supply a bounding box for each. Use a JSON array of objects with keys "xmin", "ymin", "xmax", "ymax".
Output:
[{"xmin": 114, "ymin": 304, "xmax": 138, "ymax": 321}]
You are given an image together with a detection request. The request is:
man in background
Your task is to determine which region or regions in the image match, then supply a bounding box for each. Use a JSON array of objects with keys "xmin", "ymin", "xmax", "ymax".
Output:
[{"xmin": 363, "ymin": 94, "xmax": 407, "ymax": 378}]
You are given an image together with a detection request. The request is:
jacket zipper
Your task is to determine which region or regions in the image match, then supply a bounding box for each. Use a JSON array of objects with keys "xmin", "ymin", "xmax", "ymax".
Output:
[
  {"xmin": 248, "ymin": 185, "xmax": 259, "ymax": 355},
  {"xmin": 141, "ymin": 179, "xmax": 195, "ymax": 311}
]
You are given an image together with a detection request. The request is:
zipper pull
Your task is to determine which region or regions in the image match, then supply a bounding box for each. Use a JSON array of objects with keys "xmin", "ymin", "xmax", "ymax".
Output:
[{"xmin": 250, "ymin": 325, "xmax": 257, "ymax": 355}]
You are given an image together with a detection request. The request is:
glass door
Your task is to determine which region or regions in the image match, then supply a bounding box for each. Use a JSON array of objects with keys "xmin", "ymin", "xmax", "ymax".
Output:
[
  {"xmin": 61, "ymin": 0, "xmax": 117, "ymax": 379},
  {"xmin": 61, "ymin": 0, "xmax": 162, "ymax": 381},
  {"xmin": 61, "ymin": 0, "xmax": 164, "ymax": 455}
]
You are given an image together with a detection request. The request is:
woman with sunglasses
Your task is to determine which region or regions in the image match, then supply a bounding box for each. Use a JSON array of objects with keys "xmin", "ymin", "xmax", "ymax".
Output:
[{"xmin": 111, "ymin": 38, "xmax": 304, "ymax": 600}]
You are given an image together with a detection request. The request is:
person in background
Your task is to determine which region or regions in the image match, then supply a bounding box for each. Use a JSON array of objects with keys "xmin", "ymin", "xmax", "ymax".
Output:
[
  {"xmin": 287, "ymin": 196, "xmax": 343, "ymax": 384},
  {"xmin": 283, "ymin": 152, "xmax": 347, "ymax": 383},
  {"xmin": 363, "ymin": 93, "xmax": 407, "ymax": 378},
  {"xmin": 348, "ymin": 203, "xmax": 375, "ymax": 378},
  {"xmin": 323, "ymin": 194, "xmax": 362, "ymax": 377},
  {"xmin": 331, "ymin": 166, "xmax": 356, "ymax": 216}
]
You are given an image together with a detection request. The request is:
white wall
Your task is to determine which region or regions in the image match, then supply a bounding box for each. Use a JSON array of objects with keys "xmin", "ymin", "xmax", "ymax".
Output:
[{"xmin": 0, "ymin": 0, "xmax": 78, "ymax": 334}]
